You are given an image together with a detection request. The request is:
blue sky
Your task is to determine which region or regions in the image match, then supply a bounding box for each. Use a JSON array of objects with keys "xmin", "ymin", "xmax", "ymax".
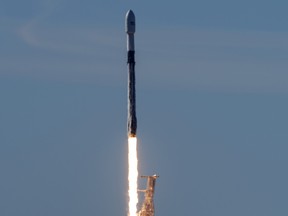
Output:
[{"xmin": 1, "ymin": 1, "xmax": 288, "ymax": 216}]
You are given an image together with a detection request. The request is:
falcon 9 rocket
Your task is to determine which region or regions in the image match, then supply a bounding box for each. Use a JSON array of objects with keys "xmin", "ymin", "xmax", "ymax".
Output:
[{"xmin": 126, "ymin": 10, "xmax": 137, "ymax": 137}]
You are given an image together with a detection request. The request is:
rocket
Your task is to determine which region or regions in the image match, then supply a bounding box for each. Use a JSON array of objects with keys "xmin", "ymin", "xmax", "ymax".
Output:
[{"xmin": 126, "ymin": 10, "xmax": 137, "ymax": 137}]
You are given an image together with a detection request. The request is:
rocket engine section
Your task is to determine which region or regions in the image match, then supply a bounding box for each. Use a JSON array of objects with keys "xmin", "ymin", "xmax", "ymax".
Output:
[{"xmin": 138, "ymin": 175, "xmax": 159, "ymax": 216}]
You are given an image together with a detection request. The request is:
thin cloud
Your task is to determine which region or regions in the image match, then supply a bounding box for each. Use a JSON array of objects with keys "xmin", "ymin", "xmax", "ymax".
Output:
[
  {"xmin": 7, "ymin": 13, "xmax": 288, "ymax": 93},
  {"xmin": 18, "ymin": 25, "xmax": 123, "ymax": 54}
]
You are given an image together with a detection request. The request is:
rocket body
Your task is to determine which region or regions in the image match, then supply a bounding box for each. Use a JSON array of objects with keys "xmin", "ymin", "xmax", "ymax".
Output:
[{"xmin": 126, "ymin": 10, "xmax": 137, "ymax": 137}]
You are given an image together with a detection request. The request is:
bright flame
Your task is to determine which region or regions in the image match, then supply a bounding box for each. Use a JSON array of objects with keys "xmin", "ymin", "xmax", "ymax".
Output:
[{"xmin": 128, "ymin": 136, "xmax": 138, "ymax": 216}]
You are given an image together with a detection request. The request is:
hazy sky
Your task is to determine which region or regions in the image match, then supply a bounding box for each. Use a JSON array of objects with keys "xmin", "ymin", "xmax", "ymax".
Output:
[{"xmin": 1, "ymin": 1, "xmax": 288, "ymax": 216}]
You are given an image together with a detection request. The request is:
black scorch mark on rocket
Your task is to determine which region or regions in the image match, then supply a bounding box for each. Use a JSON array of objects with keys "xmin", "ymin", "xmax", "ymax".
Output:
[{"xmin": 127, "ymin": 50, "xmax": 137, "ymax": 137}]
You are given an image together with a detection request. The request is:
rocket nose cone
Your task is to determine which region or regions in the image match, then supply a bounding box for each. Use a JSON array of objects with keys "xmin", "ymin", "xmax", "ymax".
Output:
[
  {"xmin": 126, "ymin": 10, "xmax": 135, "ymax": 18},
  {"xmin": 125, "ymin": 10, "xmax": 136, "ymax": 34}
]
